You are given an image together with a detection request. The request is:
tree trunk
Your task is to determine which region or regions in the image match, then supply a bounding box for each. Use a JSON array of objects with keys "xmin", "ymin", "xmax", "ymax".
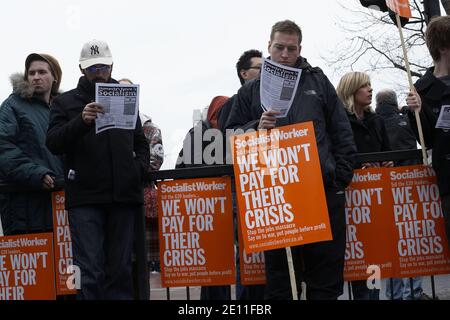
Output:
[{"xmin": 441, "ymin": 0, "xmax": 450, "ymax": 15}]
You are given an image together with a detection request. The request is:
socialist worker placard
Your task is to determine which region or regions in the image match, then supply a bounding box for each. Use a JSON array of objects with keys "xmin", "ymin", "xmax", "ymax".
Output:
[
  {"xmin": 0, "ymin": 233, "xmax": 56, "ymax": 300},
  {"xmin": 344, "ymin": 165, "xmax": 450, "ymax": 281},
  {"xmin": 231, "ymin": 122, "xmax": 332, "ymax": 254},
  {"xmin": 158, "ymin": 177, "xmax": 235, "ymax": 287}
]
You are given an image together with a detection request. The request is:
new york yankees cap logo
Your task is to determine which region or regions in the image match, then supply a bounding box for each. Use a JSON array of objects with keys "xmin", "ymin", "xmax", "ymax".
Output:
[
  {"xmin": 79, "ymin": 39, "xmax": 113, "ymax": 69},
  {"xmin": 90, "ymin": 45, "xmax": 100, "ymax": 56}
]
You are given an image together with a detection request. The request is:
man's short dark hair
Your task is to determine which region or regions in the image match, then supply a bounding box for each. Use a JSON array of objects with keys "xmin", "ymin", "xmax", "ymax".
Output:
[
  {"xmin": 426, "ymin": 16, "xmax": 450, "ymax": 62},
  {"xmin": 270, "ymin": 20, "xmax": 302, "ymax": 45},
  {"xmin": 236, "ymin": 49, "xmax": 263, "ymax": 85}
]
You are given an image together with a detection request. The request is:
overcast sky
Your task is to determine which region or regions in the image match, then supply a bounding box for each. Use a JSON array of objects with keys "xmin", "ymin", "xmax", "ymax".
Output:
[{"xmin": 0, "ymin": 0, "xmax": 427, "ymax": 169}]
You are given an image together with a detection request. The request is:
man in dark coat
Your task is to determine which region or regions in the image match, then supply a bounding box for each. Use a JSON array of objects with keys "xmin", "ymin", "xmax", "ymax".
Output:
[
  {"xmin": 226, "ymin": 20, "xmax": 356, "ymax": 300},
  {"xmin": 46, "ymin": 40, "xmax": 149, "ymax": 299},
  {"xmin": 217, "ymin": 49, "xmax": 263, "ymax": 133},
  {"xmin": 0, "ymin": 53, "xmax": 63, "ymax": 235},
  {"xmin": 217, "ymin": 49, "xmax": 266, "ymax": 300},
  {"xmin": 408, "ymin": 16, "xmax": 450, "ymax": 249},
  {"xmin": 376, "ymin": 89, "xmax": 419, "ymax": 165},
  {"xmin": 376, "ymin": 89, "xmax": 432, "ymax": 300}
]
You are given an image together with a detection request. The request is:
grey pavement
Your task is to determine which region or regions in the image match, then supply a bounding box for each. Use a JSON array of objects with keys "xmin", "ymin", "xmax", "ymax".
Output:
[
  {"xmin": 149, "ymin": 271, "xmax": 450, "ymax": 300},
  {"xmin": 339, "ymin": 274, "xmax": 450, "ymax": 300}
]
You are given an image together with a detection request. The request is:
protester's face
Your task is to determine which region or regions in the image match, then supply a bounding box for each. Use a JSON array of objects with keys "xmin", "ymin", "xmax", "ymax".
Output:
[
  {"xmin": 82, "ymin": 64, "xmax": 112, "ymax": 83},
  {"xmin": 268, "ymin": 32, "xmax": 301, "ymax": 67},
  {"xmin": 27, "ymin": 60, "xmax": 54, "ymax": 97},
  {"xmin": 354, "ymin": 83, "xmax": 373, "ymax": 108},
  {"xmin": 241, "ymin": 57, "xmax": 263, "ymax": 82}
]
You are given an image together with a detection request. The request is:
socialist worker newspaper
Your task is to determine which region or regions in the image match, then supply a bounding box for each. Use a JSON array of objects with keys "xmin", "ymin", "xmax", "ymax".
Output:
[
  {"xmin": 260, "ymin": 58, "xmax": 301, "ymax": 117},
  {"xmin": 95, "ymin": 83, "xmax": 140, "ymax": 133}
]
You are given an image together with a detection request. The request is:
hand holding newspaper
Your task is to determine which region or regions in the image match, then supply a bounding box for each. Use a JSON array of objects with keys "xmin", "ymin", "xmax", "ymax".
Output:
[
  {"xmin": 95, "ymin": 83, "xmax": 140, "ymax": 134},
  {"xmin": 260, "ymin": 58, "xmax": 302, "ymax": 118}
]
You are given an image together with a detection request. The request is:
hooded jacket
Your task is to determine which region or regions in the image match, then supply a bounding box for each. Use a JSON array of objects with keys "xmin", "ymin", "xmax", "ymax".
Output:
[
  {"xmin": 46, "ymin": 76, "xmax": 149, "ymax": 209},
  {"xmin": 225, "ymin": 57, "xmax": 356, "ymax": 190},
  {"xmin": 409, "ymin": 67, "xmax": 450, "ymax": 196},
  {"xmin": 0, "ymin": 74, "xmax": 63, "ymax": 234}
]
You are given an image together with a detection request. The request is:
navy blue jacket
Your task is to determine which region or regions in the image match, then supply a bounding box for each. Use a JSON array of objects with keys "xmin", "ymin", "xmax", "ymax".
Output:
[{"xmin": 225, "ymin": 57, "xmax": 356, "ymax": 190}]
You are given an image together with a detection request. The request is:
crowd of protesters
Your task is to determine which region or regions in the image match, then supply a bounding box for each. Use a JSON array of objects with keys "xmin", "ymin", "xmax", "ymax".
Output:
[{"xmin": 0, "ymin": 16, "xmax": 450, "ymax": 300}]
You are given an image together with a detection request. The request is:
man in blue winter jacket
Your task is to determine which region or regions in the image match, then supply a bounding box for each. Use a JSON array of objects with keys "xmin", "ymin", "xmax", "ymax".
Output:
[{"xmin": 226, "ymin": 20, "xmax": 356, "ymax": 300}]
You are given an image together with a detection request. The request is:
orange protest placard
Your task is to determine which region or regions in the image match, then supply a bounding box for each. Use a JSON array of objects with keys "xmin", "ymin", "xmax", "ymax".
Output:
[
  {"xmin": 386, "ymin": 0, "xmax": 412, "ymax": 18},
  {"xmin": 51, "ymin": 191, "xmax": 76, "ymax": 295},
  {"xmin": 344, "ymin": 168, "xmax": 396, "ymax": 281},
  {"xmin": 158, "ymin": 177, "xmax": 235, "ymax": 287},
  {"xmin": 0, "ymin": 233, "xmax": 56, "ymax": 300},
  {"xmin": 231, "ymin": 122, "xmax": 332, "ymax": 254},
  {"xmin": 390, "ymin": 165, "xmax": 450, "ymax": 277},
  {"xmin": 344, "ymin": 165, "xmax": 450, "ymax": 281},
  {"xmin": 237, "ymin": 214, "xmax": 266, "ymax": 286}
]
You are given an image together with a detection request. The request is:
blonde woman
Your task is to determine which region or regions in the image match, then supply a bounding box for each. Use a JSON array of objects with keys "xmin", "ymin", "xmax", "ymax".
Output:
[
  {"xmin": 337, "ymin": 72, "xmax": 393, "ymax": 300},
  {"xmin": 337, "ymin": 72, "xmax": 393, "ymax": 170}
]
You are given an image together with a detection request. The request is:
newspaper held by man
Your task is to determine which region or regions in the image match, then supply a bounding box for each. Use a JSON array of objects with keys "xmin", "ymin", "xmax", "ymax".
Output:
[
  {"xmin": 260, "ymin": 58, "xmax": 301, "ymax": 118},
  {"xmin": 95, "ymin": 83, "xmax": 140, "ymax": 134},
  {"xmin": 436, "ymin": 105, "xmax": 450, "ymax": 130}
]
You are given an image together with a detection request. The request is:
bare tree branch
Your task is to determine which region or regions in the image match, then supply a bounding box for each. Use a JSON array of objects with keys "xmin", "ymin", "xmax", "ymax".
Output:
[{"xmin": 322, "ymin": 0, "xmax": 431, "ymax": 82}]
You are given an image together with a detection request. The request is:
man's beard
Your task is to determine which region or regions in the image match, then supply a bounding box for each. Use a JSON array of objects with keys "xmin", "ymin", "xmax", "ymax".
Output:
[
  {"xmin": 32, "ymin": 85, "xmax": 47, "ymax": 97},
  {"xmin": 91, "ymin": 77, "xmax": 109, "ymax": 84},
  {"xmin": 31, "ymin": 85, "xmax": 50, "ymax": 102}
]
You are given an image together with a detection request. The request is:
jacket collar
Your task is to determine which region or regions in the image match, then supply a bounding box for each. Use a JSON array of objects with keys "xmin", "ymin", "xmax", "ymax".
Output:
[
  {"xmin": 375, "ymin": 103, "xmax": 399, "ymax": 118},
  {"xmin": 76, "ymin": 76, "xmax": 118, "ymax": 101},
  {"xmin": 415, "ymin": 67, "xmax": 449, "ymax": 101},
  {"xmin": 295, "ymin": 56, "xmax": 312, "ymax": 70},
  {"xmin": 348, "ymin": 110, "xmax": 377, "ymax": 124},
  {"xmin": 10, "ymin": 73, "xmax": 34, "ymax": 99},
  {"xmin": 266, "ymin": 56, "xmax": 312, "ymax": 70},
  {"xmin": 9, "ymin": 73, "xmax": 56, "ymax": 106}
]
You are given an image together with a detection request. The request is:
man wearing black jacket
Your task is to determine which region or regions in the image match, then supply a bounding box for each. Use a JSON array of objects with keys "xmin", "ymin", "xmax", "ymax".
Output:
[
  {"xmin": 408, "ymin": 16, "xmax": 450, "ymax": 248},
  {"xmin": 225, "ymin": 20, "xmax": 356, "ymax": 300},
  {"xmin": 376, "ymin": 89, "xmax": 432, "ymax": 300},
  {"xmin": 217, "ymin": 49, "xmax": 263, "ymax": 132},
  {"xmin": 46, "ymin": 40, "xmax": 149, "ymax": 299}
]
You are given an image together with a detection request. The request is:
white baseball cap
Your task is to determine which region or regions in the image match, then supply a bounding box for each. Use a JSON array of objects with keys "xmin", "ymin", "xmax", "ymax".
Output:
[{"xmin": 79, "ymin": 39, "xmax": 113, "ymax": 69}]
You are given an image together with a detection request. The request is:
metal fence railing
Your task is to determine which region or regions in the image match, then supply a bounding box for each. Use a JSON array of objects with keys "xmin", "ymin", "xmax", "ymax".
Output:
[
  {"xmin": 0, "ymin": 178, "xmax": 149, "ymax": 300},
  {"xmin": 148, "ymin": 149, "xmax": 440, "ymax": 300},
  {"xmin": 1, "ymin": 149, "xmax": 443, "ymax": 300}
]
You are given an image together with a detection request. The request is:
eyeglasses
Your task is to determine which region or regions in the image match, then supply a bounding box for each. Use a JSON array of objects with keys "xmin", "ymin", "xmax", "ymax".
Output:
[{"xmin": 86, "ymin": 65, "xmax": 111, "ymax": 73}]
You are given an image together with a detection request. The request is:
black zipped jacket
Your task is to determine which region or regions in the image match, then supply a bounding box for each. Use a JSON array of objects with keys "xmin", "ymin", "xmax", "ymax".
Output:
[
  {"xmin": 347, "ymin": 111, "xmax": 391, "ymax": 167},
  {"xmin": 46, "ymin": 76, "xmax": 149, "ymax": 209},
  {"xmin": 225, "ymin": 57, "xmax": 356, "ymax": 190},
  {"xmin": 409, "ymin": 67, "xmax": 450, "ymax": 196}
]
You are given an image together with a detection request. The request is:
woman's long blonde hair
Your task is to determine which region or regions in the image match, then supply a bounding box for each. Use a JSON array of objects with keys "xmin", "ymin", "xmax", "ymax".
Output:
[{"xmin": 336, "ymin": 71, "xmax": 372, "ymax": 115}]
